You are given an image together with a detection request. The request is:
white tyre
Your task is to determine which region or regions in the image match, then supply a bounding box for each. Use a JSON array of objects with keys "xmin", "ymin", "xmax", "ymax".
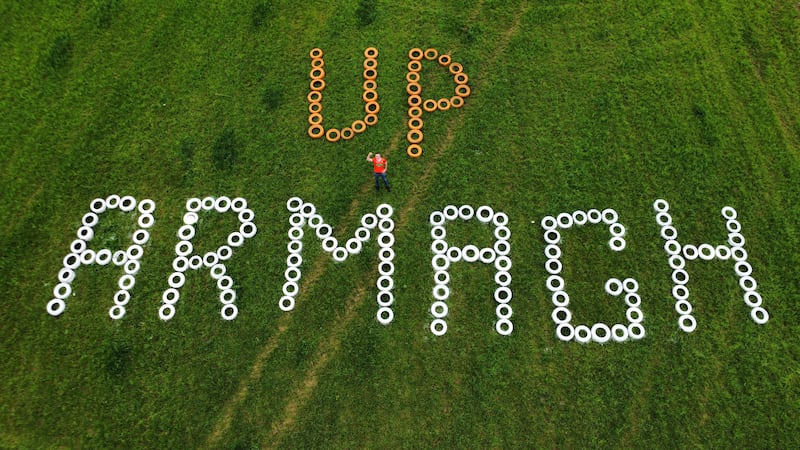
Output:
[
  {"xmin": 604, "ymin": 278, "xmax": 623, "ymax": 296},
  {"xmin": 496, "ymin": 303, "xmax": 512, "ymax": 320},
  {"xmin": 162, "ymin": 288, "xmax": 180, "ymax": 305},
  {"xmin": 221, "ymin": 304, "xmax": 238, "ymax": 321},
  {"xmin": 574, "ymin": 325, "xmax": 591, "ymax": 344},
  {"xmin": 279, "ymin": 296, "xmax": 295, "ymax": 311},
  {"xmin": 556, "ymin": 323, "xmax": 574, "ymax": 341},
  {"xmin": 591, "ymin": 323, "xmax": 611, "ymax": 344},
  {"xmin": 495, "ymin": 319, "xmax": 513, "ymax": 336},
  {"xmin": 377, "ymin": 290, "xmax": 394, "ymax": 307},
  {"xmin": 47, "ymin": 299, "xmax": 66, "ymax": 316},
  {"xmin": 113, "ymin": 290, "xmax": 131, "ymax": 306},
  {"xmin": 118, "ymin": 274, "xmax": 135, "ymax": 291},
  {"xmin": 109, "ymin": 305, "xmax": 126, "ymax": 320},
  {"xmin": 95, "ymin": 249, "xmax": 112, "ymax": 265},
  {"xmin": 552, "ymin": 291, "xmax": 569, "ymax": 307},
  {"xmin": 551, "ymin": 306, "xmax": 571, "ymax": 324},
  {"xmin": 653, "ymin": 199, "xmax": 669, "ymax": 212},
  {"xmin": 430, "ymin": 319, "xmax": 447, "ymax": 336},
  {"xmin": 90, "ymin": 198, "xmax": 107, "ymax": 214},
  {"xmin": 556, "ymin": 213, "xmax": 573, "ymax": 229},
  {"xmin": 678, "ymin": 314, "xmax": 696, "ymax": 333},
  {"xmin": 751, "ymin": 307, "xmax": 769, "ymax": 324},
  {"xmin": 431, "ymin": 301, "xmax": 448, "ymax": 318},
  {"xmin": 377, "ymin": 307, "xmax": 394, "ymax": 325},
  {"xmin": 494, "ymin": 286, "xmax": 512, "ymax": 304},
  {"xmin": 628, "ymin": 323, "xmax": 646, "ymax": 340},
  {"xmin": 611, "ymin": 324, "xmax": 629, "ymax": 343},
  {"xmin": 286, "ymin": 197, "xmax": 303, "ymax": 212},
  {"xmin": 138, "ymin": 199, "xmax": 156, "ymax": 214},
  {"xmin": 183, "ymin": 211, "xmax": 199, "ymax": 225},
  {"xmin": 601, "ymin": 209, "xmax": 618, "ymax": 224},
  {"xmin": 159, "ymin": 304, "xmax": 176, "ymax": 321}
]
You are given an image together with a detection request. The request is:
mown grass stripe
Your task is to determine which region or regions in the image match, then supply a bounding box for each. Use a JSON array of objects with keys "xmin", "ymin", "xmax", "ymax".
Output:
[{"xmin": 263, "ymin": 3, "xmax": 530, "ymax": 446}]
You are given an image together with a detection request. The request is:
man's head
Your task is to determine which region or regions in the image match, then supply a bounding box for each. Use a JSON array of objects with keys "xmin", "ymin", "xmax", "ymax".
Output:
[{"xmin": 375, "ymin": 153, "xmax": 382, "ymax": 159}]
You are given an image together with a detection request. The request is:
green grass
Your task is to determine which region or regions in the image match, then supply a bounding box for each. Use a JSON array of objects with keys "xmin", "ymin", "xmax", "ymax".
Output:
[{"xmin": 1, "ymin": 0, "xmax": 799, "ymax": 448}]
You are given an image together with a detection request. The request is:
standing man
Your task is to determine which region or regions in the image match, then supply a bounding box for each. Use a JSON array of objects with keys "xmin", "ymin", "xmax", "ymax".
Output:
[{"xmin": 367, "ymin": 152, "xmax": 390, "ymax": 192}]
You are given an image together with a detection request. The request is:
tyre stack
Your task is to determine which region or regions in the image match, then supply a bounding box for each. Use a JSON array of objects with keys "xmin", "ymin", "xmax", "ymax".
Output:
[
  {"xmin": 428, "ymin": 205, "xmax": 512, "ymax": 336},
  {"xmin": 160, "ymin": 196, "xmax": 256, "ymax": 322},
  {"xmin": 307, "ymin": 47, "xmax": 379, "ymax": 142},
  {"xmin": 48, "ymin": 196, "xmax": 155, "ymax": 320},
  {"xmin": 542, "ymin": 209, "xmax": 645, "ymax": 343},
  {"xmin": 405, "ymin": 48, "xmax": 470, "ymax": 158}
]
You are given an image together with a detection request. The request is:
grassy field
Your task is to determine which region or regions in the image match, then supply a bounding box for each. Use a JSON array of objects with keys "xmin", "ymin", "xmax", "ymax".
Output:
[{"xmin": 1, "ymin": 0, "xmax": 799, "ymax": 447}]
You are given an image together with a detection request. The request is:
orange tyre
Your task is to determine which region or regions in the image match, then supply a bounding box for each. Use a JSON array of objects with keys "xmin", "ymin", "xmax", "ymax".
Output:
[
  {"xmin": 407, "ymin": 144, "xmax": 422, "ymax": 158},
  {"xmin": 365, "ymin": 101, "xmax": 380, "ymax": 114},
  {"xmin": 364, "ymin": 58, "xmax": 378, "ymax": 70},
  {"xmin": 408, "ymin": 48, "xmax": 423, "ymax": 60},
  {"xmin": 437, "ymin": 98, "xmax": 451, "ymax": 111},
  {"xmin": 352, "ymin": 119, "xmax": 367, "ymax": 133},
  {"xmin": 408, "ymin": 106, "xmax": 423, "ymax": 118},
  {"xmin": 311, "ymin": 58, "xmax": 324, "ymax": 69},
  {"xmin": 364, "ymin": 113, "xmax": 378, "ymax": 126},
  {"xmin": 310, "ymin": 79, "xmax": 326, "ymax": 91},
  {"xmin": 407, "ymin": 60, "xmax": 422, "ymax": 72},
  {"xmin": 406, "ymin": 71, "xmax": 420, "ymax": 83},
  {"xmin": 309, "ymin": 48, "xmax": 323, "ymax": 59},
  {"xmin": 363, "ymin": 89, "xmax": 378, "ymax": 102},
  {"xmin": 406, "ymin": 82, "xmax": 421, "ymax": 95},
  {"xmin": 308, "ymin": 112, "xmax": 323, "ymax": 125},
  {"xmin": 363, "ymin": 68, "xmax": 377, "ymax": 80},
  {"xmin": 363, "ymin": 79, "xmax": 377, "ymax": 91},
  {"xmin": 325, "ymin": 128, "xmax": 341, "ymax": 142},
  {"xmin": 341, "ymin": 127, "xmax": 355, "ymax": 140},
  {"xmin": 438, "ymin": 54, "xmax": 451, "ymax": 66},
  {"xmin": 454, "ymin": 72, "xmax": 468, "ymax": 85},
  {"xmin": 308, "ymin": 102, "xmax": 322, "ymax": 114},
  {"xmin": 450, "ymin": 96, "xmax": 465, "ymax": 108},
  {"xmin": 407, "ymin": 129, "xmax": 423, "ymax": 144},
  {"xmin": 408, "ymin": 95, "xmax": 422, "ymax": 107},
  {"xmin": 364, "ymin": 47, "xmax": 379, "ymax": 58},
  {"xmin": 308, "ymin": 124, "xmax": 324, "ymax": 139},
  {"xmin": 408, "ymin": 117, "xmax": 423, "ymax": 130},
  {"xmin": 455, "ymin": 84, "xmax": 471, "ymax": 97},
  {"xmin": 449, "ymin": 62, "xmax": 463, "ymax": 75},
  {"xmin": 422, "ymin": 99, "xmax": 437, "ymax": 112},
  {"xmin": 307, "ymin": 91, "xmax": 322, "ymax": 103},
  {"xmin": 310, "ymin": 67, "xmax": 325, "ymax": 80},
  {"xmin": 424, "ymin": 48, "xmax": 439, "ymax": 60}
]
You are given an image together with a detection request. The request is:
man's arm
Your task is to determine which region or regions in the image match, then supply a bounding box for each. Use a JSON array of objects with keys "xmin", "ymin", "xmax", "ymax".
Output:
[{"xmin": 366, "ymin": 152, "xmax": 373, "ymax": 162}]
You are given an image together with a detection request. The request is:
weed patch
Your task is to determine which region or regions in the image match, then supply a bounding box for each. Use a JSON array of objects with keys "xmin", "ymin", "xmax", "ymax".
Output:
[
  {"xmin": 211, "ymin": 127, "xmax": 237, "ymax": 171},
  {"xmin": 692, "ymin": 103, "xmax": 719, "ymax": 147},
  {"xmin": 43, "ymin": 34, "xmax": 73, "ymax": 72},
  {"xmin": 178, "ymin": 137, "xmax": 196, "ymax": 185},
  {"xmin": 252, "ymin": 2, "xmax": 273, "ymax": 28},
  {"xmin": 261, "ymin": 85, "xmax": 284, "ymax": 112},
  {"xmin": 104, "ymin": 341, "xmax": 132, "ymax": 380},
  {"xmin": 93, "ymin": 0, "xmax": 121, "ymax": 29},
  {"xmin": 355, "ymin": 0, "xmax": 378, "ymax": 27}
]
